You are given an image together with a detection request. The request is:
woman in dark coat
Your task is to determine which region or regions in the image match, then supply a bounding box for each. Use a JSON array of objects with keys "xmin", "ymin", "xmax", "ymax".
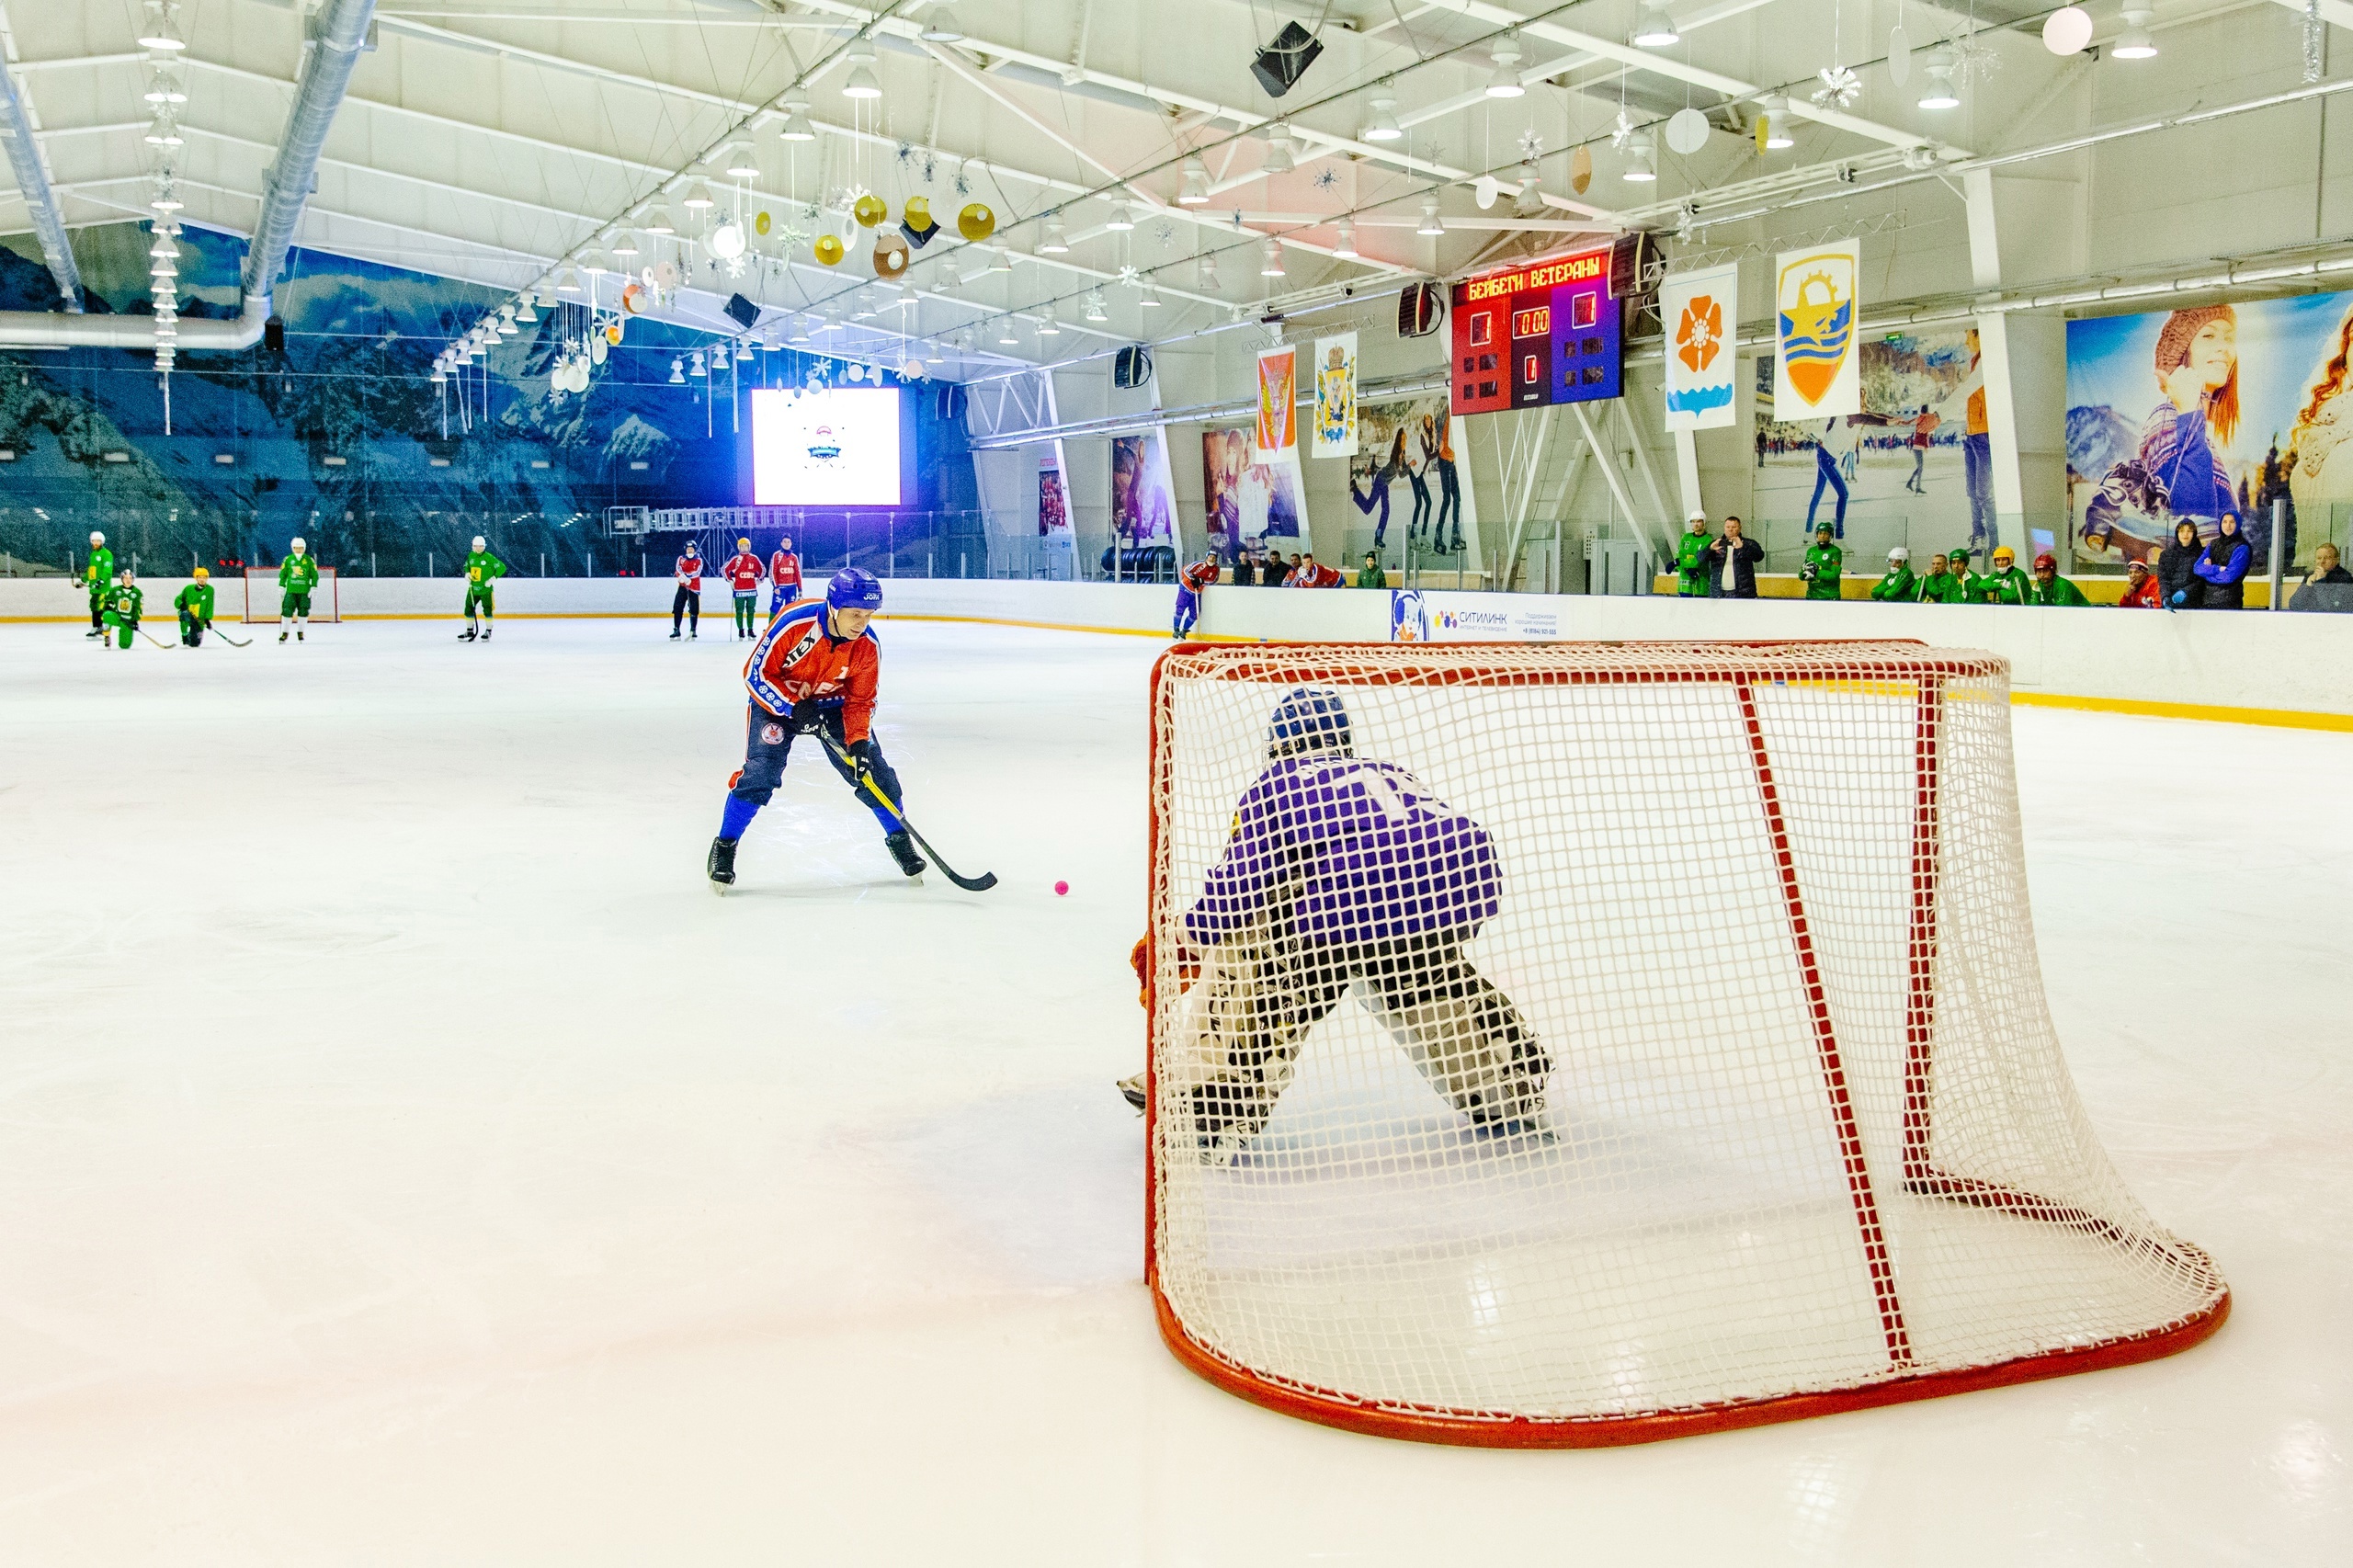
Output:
[
  {"xmin": 2193, "ymin": 511, "xmax": 2253, "ymax": 609},
  {"xmin": 2156, "ymin": 518, "xmax": 2207, "ymax": 610}
]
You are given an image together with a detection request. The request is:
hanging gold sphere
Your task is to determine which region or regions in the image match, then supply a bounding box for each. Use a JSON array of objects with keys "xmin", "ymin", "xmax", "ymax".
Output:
[
  {"xmin": 853, "ymin": 193, "xmax": 888, "ymax": 228},
  {"xmin": 813, "ymin": 233, "xmax": 846, "ymax": 266},
  {"xmin": 871, "ymin": 233, "xmax": 910, "ymax": 278},
  {"xmin": 956, "ymin": 201, "xmax": 996, "ymax": 243}
]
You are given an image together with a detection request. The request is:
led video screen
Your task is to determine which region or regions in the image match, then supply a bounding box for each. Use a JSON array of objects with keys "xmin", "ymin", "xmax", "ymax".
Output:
[{"xmin": 749, "ymin": 387, "xmax": 902, "ymax": 506}]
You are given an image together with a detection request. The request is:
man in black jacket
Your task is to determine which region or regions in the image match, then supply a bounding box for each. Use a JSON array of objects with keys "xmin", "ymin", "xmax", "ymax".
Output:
[{"xmin": 1703, "ymin": 516, "xmax": 1766, "ymax": 598}]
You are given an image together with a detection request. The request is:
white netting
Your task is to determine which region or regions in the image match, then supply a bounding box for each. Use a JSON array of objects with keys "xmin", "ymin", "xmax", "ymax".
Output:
[
  {"xmin": 243, "ymin": 568, "xmax": 341, "ymax": 623},
  {"xmin": 1146, "ymin": 641, "xmax": 2225, "ymax": 1443}
]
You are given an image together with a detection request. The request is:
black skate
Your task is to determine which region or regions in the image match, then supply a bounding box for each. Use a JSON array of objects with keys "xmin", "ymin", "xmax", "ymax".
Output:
[
  {"xmin": 459, "ymin": 626, "xmax": 477, "ymax": 641},
  {"xmin": 278, "ymin": 630, "xmax": 289, "ymax": 642},
  {"xmin": 883, "ymin": 831, "xmax": 926, "ymax": 879},
  {"xmin": 707, "ymin": 835, "xmax": 739, "ymax": 889},
  {"xmin": 297, "ymin": 630, "xmax": 304, "ymax": 642},
  {"xmin": 669, "ymin": 629, "xmax": 681, "ymax": 640},
  {"xmin": 1117, "ymin": 1073, "xmax": 1147, "ymax": 1114},
  {"xmin": 481, "ymin": 625, "xmax": 492, "ymax": 641}
]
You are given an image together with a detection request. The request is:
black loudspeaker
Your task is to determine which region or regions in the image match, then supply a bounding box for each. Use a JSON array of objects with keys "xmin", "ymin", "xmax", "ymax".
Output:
[
  {"xmin": 1396, "ymin": 281, "xmax": 1442, "ymax": 339},
  {"xmin": 263, "ymin": 316, "xmax": 286, "ymax": 353},
  {"xmin": 1250, "ymin": 21, "xmax": 1324, "ymax": 98},
  {"xmin": 1113, "ymin": 345, "xmax": 1154, "ymax": 389},
  {"xmin": 723, "ymin": 292, "xmax": 759, "ymax": 331}
]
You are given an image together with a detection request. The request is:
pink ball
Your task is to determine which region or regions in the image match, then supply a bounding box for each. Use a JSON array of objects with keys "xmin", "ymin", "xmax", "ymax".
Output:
[{"xmin": 1053, "ymin": 881, "xmax": 1070, "ymax": 896}]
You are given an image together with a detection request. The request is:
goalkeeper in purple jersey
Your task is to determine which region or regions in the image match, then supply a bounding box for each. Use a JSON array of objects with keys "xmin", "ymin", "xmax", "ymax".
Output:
[{"xmin": 1164, "ymin": 687, "xmax": 1548, "ymax": 1159}]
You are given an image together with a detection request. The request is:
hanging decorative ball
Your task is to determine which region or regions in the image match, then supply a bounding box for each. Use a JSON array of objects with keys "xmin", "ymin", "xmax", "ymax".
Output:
[
  {"xmin": 903, "ymin": 195, "xmax": 932, "ymax": 229},
  {"xmin": 957, "ymin": 201, "xmax": 996, "ymax": 243},
  {"xmin": 755, "ymin": 210, "xmax": 772, "ymax": 236},
  {"xmin": 652, "ymin": 258, "xmax": 680, "ymax": 288},
  {"xmin": 853, "ymin": 193, "xmax": 888, "ymax": 228},
  {"xmin": 871, "ymin": 233, "xmax": 911, "ymax": 278},
  {"xmin": 605, "ymin": 320, "xmax": 625, "ymax": 345},
  {"xmin": 590, "ymin": 334, "xmax": 609, "ymax": 363},
  {"xmin": 1665, "ymin": 108, "xmax": 1711, "ymax": 156},
  {"xmin": 1569, "ymin": 144, "xmax": 1593, "ymax": 195},
  {"xmin": 620, "ymin": 281, "xmax": 647, "ymax": 314},
  {"xmin": 813, "ymin": 233, "xmax": 846, "ymax": 266}
]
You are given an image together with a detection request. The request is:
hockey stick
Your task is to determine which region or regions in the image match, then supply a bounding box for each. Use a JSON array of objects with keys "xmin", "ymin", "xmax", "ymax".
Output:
[
  {"xmin": 206, "ymin": 624, "xmax": 252, "ymax": 646},
  {"xmin": 135, "ymin": 627, "xmax": 179, "ymax": 650},
  {"xmin": 815, "ymin": 730, "xmax": 997, "ymax": 892}
]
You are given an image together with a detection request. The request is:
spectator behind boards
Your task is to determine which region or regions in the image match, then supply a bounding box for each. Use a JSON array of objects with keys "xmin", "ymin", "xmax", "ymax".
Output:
[
  {"xmin": 2307, "ymin": 542, "xmax": 2350, "ymax": 585},
  {"xmin": 1870, "ymin": 546, "xmax": 1915, "ymax": 602},
  {"xmin": 2195, "ymin": 512, "xmax": 2253, "ymax": 608},
  {"xmin": 2158, "ymin": 519, "xmax": 2207, "ymax": 609},
  {"xmin": 1702, "ymin": 516, "xmax": 1764, "ymax": 598},
  {"xmin": 2027, "ymin": 552, "xmax": 2091, "ymax": 606}
]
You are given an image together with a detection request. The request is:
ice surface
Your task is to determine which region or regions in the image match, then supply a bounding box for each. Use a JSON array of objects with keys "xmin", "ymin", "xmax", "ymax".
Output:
[{"xmin": 0, "ymin": 618, "xmax": 2345, "ymax": 1564}]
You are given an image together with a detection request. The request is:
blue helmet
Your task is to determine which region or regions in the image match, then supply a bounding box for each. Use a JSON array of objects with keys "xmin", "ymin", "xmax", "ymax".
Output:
[
  {"xmin": 1267, "ymin": 687, "xmax": 1351, "ymax": 758},
  {"xmin": 826, "ymin": 567, "xmax": 884, "ymax": 612}
]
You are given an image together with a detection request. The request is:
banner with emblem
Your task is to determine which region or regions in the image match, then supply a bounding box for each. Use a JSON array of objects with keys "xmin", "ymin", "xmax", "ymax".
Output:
[
  {"xmin": 1256, "ymin": 345, "xmax": 1298, "ymax": 452},
  {"xmin": 1774, "ymin": 240, "xmax": 1860, "ymax": 420},
  {"xmin": 1311, "ymin": 333, "xmax": 1358, "ymax": 457},
  {"xmin": 1662, "ymin": 263, "xmax": 1738, "ymax": 431}
]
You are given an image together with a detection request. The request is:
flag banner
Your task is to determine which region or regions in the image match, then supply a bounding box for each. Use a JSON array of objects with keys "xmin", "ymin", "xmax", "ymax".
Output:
[
  {"xmin": 1663, "ymin": 263, "xmax": 1738, "ymax": 431},
  {"xmin": 1256, "ymin": 345, "xmax": 1298, "ymax": 451},
  {"xmin": 1775, "ymin": 240, "xmax": 1860, "ymax": 419},
  {"xmin": 1312, "ymin": 333, "xmax": 1358, "ymax": 457}
]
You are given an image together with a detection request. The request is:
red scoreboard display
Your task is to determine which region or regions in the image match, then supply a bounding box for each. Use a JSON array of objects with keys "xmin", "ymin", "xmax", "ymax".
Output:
[{"xmin": 1448, "ymin": 245, "xmax": 1624, "ymax": 417}]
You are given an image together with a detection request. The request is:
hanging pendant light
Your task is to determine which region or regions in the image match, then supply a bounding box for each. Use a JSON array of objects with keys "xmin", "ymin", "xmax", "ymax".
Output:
[
  {"xmin": 724, "ymin": 148, "xmax": 760, "ymax": 179},
  {"xmin": 1259, "ymin": 239, "xmax": 1285, "ymax": 277},
  {"xmin": 997, "ymin": 318, "xmax": 1021, "ymax": 345},
  {"xmin": 1038, "ymin": 305, "xmax": 1061, "ymax": 335},
  {"xmin": 1486, "ymin": 32, "xmax": 1526, "ymax": 97},
  {"xmin": 1140, "ymin": 282, "xmax": 1163, "ymax": 309},
  {"xmin": 669, "ymin": 358, "xmax": 687, "ymax": 384},
  {"xmin": 1040, "ymin": 217, "xmax": 1070, "ymax": 254},
  {"xmin": 1083, "ymin": 290, "xmax": 1108, "ymax": 323},
  {"xmin": 779, "ymin": 100, "xmax": 817, "ymax": 142},
  {"xmin": 1177, "ymin": 155, "xmax": 1211, "ymax": 205},
  {"xmin": 1263, "ymin": 122, "xmax": 1296, "ymax": 174},
  {"xmin": 1631, "ymin": 4, "xmax": 1681, "ymax": 47},
  {"xmin": 1333, "ymin": 220, "xmax": 1358, "ymax": 258},
  {"xmin": 516, "ymin": 295, "xmax": 539, "ymax": 324},
  {"xmin": 142, "ymin": 69, "xmax": 186, "ymax": 105},
  {"xmin": 1104, "ymin": 201, "xmax": 1136, "ymax": 232},
  {"xmin": 1917, "ymin": 48, "xmax": 1961, "ymax": 108},
  {"xmin": 1416, "ymin": 195, "xmax": 1445, "ymax": 235},
  {"xmin": 842, "ymin": 40, "xmax": 882, "ymax": 99},
  {"xmin": 2114, "ymin": 7, "xmax": 2158, "ymax": 57},
  {"xmin": 918, "ymin": 5, "xmax": 964, "ymax": 42},
  {"xmin": 1622, "ymin": 131, "xmax": 1658, "ymax": 182},
  {"xmin": 1198, "ymin": 252, "xmax": 1221, "ymax": 291},
  {"xmin": 1363, "ymin": 93, "xmax": 1403, "ymax": 142},
  {"xmin": 683, "ymin": 181, "xmax": 717, "ymax": 212},
  {"xmin": 690, "ymin": 348, "xmax": 708, "ymax": 377},
  {"xmin": 643, "ymin": 206, "xmax": 676, "ymax": 235},
  {"xmin": 137, "ymin": 3, "xmax": 186, "ymax": 52}
]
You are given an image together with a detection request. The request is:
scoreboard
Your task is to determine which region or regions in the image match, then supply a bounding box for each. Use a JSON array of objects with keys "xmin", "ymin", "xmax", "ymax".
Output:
[{"xmin": 1448, "ymin": 245, "xmax": 1623, "ymax": 417}]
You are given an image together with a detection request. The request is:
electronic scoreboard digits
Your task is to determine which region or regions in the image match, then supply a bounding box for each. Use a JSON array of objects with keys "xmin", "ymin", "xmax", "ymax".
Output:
[{"xmin": 1448, "ymin": 244, "xmax": 1624, "ymax": 418}]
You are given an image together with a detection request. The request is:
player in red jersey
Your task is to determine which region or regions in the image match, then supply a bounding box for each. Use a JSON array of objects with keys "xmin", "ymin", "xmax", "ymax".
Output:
[
  {"xmin": 670, "ymin": 540, "xmax": 705, "ymax": 639},
  {"xmin": 768, "ymin": 536, "xmax": 802, "ymax": 618},
  {"xmin": 722, "ymin": 537, "xmax": 765, "ymax": 638},
  {"xmin": 707, "ymin": 568, "xmax": 926, "ymax": 888},
  {"xmin": 1174, "ymin": 551, "xmax": 1218, "ymax": 637}
]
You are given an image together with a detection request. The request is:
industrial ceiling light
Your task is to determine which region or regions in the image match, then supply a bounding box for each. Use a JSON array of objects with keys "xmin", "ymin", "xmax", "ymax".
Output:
[
  {"xmin": 1260, "ymin": 238, "xmax": 1285, "ymax": 276},
  {"xmin": 1363, "ymin": 93, "xmax": 1404, "ymax": 142},
  {"xmin": 690, "ymin": 348, "xmax": 708, "ymax": 376},
  {"xmin": 1416, "ymin": 194, "xmax": 1445, "ymax": 235},
  {"xmin": 149, "ymin": 182, "xmax": 182, "ymax": 212},
  {"xmin": 724, "ymin": 147, "xmax": 760, "ymax": 179},
  {"xmin": 779, "ymin": 100, "xmax": 816, "ymax": 142},
  {"xmin": 555, "ymin": 267, "xmax": 581, "ymax": 294},
  {"xmin": 150, "ymin": 255, "xmax": 176, "ymax": 278},
  {"xmin": 736, "ymin": 337, "xmax": 755, "ymax": 360},
  {"xmin": 143, "ymin": 117, "xmax": 183, "ymax": 147},
  {"xmin": 1140, "ymin": 281, "xmax": 1163, "ymax": 308},
  {"xmin": 142, "ymin": 70, "xmax": 186, "ymax": 105},
  {"xmin": 583, "ymin": 250, "xmax": 610, "ymax": 276},
  {"xmin": 137, "ymin": 3, "xmax": 186, "ymax": 52},
  {"xmin": 1263, "ymin": 122, "xmax": 1296, "ymax": 174},
  {"xmin": 611, "ymin": 228, "xmax": 642, "ymax": 256},
  {"xmin": 985, "ymin": 245, "xmax": 1014, "ymax": 273},
  {"xmin": 1758, "ymin": 97, "xmax": 1794, "ymax": 149},
  {"xmin": 997, "ymin": 318, "xmax": 1020, "ymax": 345},
  {"xmin": 669, "ymin": 358, "xmax": 686, "ymax": 384},
  {"xmin": 2114, "ymin": 7, "xmax": 2158, "ymax": 57},
  {"xmin": 918, "ymin": 5, "xmax": 965, "ymax": 42},
  {"xmin": 1198, "ymin": 252, "xmax": 1221, "ymax": 290},
  {"xmin": 497, "ymin": 305, "xmax": 518, "ymax": 335},
  {"xmin": 683, "ymin": 180, "xmax": 716, "ymax": 212},
  {"xmin": 643, "ymin": 206, "xmax": 676, "ymax": 235},
  {"xmin": 1917, "ymin": 48, "xmax": 1961, "ymax": 108},
  {"xmin": 1038, "ymin": 304, "xmax": 1061, "ymax": 335},
  {"xmin": 1178, "ymin": 155, "xmax": 1211, "ymax": 204},
  {"xmin": 516, "ymin": 294, "xmax": 539, "ymax": 323},
  {"xmin": 1333, "ymin": 219, "xmax": 1358, "ymax": 258},
  {"xmin": 148, "ymin": 231, "xmax": 176, "ymax": 257},
  {"xmin": 1486, "ymin": 32, "xmax": 1526, "ymax": 97},
  {"xmin": 1040, "ymin": 216, "xmax": 1070, "ymax": 254},
  {"xmin": 1623, "ymin": 131, "xmax": 1658, "ymax": 181},
  {"xmin": 1632, "ymin": 4, "xmax": 1681, "ymax": 48},
  {"xmin": 842, "ymin": 40, "xmax": 882, "ymax": 99},
  {"xmin": 1104, "ymin": 201, "xmax": 1136, "ymax": 232}
]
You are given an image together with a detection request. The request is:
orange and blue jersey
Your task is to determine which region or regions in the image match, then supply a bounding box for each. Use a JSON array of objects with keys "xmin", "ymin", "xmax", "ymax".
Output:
[
  {"xmin": 1180, "ymin": 559, "xmax": 1219, "ymax": 592},
  {"xmin": 744, "ymin": 598, "xmax": 880, "ymax": 741}
]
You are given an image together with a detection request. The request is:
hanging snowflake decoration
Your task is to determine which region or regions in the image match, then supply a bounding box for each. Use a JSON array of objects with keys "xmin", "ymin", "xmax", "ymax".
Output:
[
  {"xmin": 1676, "ymin": 202, "xmax": 1699, "ymax": 243},
  {"xmin": 954, "ymin": 165, "xmax": 972, "ymax": 196},
  {"xmin": 1608, "ymin": 110, "xmax": 1637, "ymax": 151},
  {"xmin": 1949, "ymin": 31, "xmax": 2000, "ymax": 85},
  {"xmin": 1117, "ymin": 264, "xmax": 1142, "ymax": 287},
  {"xmin": 1813, "ymin": 64, "xmax": 1862, "ymax": 108},
  {"xmin": 1153, "ymin": 220, "xmax": 1178, "ymax": 247},
  {"xmin": 1518, "ymin": 128, "xmax": 1546, "ymax": 161},
  {"xmin": 895, "ymin": 141, "xmax": 915, "ymax": 165},
  {"xmin": 1313, "ymin": 166, "xmax": 1340, "ymax": 191}
]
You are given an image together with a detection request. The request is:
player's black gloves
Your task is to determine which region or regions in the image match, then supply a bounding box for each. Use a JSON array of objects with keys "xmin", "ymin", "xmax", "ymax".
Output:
[
  {"xmin": 846, "ymin": 738, "xmax": 876, "ymax": 768},
  {"xmin": 785, "ymin": 707, "xmax": 826, "ymax": 735}
]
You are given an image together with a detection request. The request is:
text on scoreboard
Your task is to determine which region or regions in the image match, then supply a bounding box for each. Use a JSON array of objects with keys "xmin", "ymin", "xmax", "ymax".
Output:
[{"xmin": 1449, "ymin": 247, "xmax": 1622, "ymax": 417}]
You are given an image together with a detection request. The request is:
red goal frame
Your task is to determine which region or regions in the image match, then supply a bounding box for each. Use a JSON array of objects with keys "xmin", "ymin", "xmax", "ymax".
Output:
[{"xmin": 1142, "ymin": 639, "xmax": 2230, "ymax": 1449}]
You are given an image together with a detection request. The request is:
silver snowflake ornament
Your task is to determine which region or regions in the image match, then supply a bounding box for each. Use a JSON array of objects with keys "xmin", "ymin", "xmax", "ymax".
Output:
[
  {"xmin": 1517, "ymin": 128, "xmax": 1546, "ymax": 160},
  {"xmin": 1949, "ymin": 34, "xmax": 2000, "ymax": 84},
  {"xmin": 1813, "ymin": 64, "xmax": 1862, "ymax": 108},
  {"xmin": 1117, "ymin": 264, "xmax": 1142, "ymax": 287},
  {"xmin": 1608, "ymin": 110, "xmax": 1636, "ymax": 150},
  {"xmin": 1313, "ymin": 167, "xmax": 1340, "ymax": 191}
]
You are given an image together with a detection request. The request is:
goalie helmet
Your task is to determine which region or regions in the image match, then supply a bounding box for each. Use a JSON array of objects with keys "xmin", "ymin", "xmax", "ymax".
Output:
[
  {"xmin": 472, "ymin": 535, "xmax": 486, "ymax": 551},
  {"xmin": 1267, "ymin": 687, "xmax": 1351, "ymax": 759}
]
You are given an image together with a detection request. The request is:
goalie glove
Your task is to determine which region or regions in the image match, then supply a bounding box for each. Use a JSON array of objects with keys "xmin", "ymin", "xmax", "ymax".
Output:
[{"xmin": 1129, "ymin": 935, "xmax": 1202, "ymax": 1007}]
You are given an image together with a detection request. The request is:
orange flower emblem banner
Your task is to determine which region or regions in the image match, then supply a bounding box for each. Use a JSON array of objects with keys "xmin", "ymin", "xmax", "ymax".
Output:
[
  {"xmin": 1662, "ymin": 263, "xmax": 1738, "ymax": 430},
  {"xmin": 1677, "ymin": 295, "xmax": 1722, "ymax": 373}
]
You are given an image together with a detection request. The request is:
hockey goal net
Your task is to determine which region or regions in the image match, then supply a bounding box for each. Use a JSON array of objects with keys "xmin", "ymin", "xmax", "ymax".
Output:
[
  {"xmin": 243, "ymin": 567, "xmax": 341, "ymax": 623},
  {"xmin": 1144, "ymin": 640, "xmax": 2226, "ymax": 1448}
]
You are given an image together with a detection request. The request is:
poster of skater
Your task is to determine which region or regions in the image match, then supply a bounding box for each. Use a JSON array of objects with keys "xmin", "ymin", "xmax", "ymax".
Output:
[
  {"xmin": 1313, "ymin": 333, "xmax": 1358, "ymax": 458},
  {"xmin": 1754, "ymin": 328, "xmax": 1979, "ymax": 555},
  {"xmin": 1663, "ymin": 263, "xmax": 1738, "ymax": 431},
  {"xmin": 1038, "ymin": 459, "xmax": 1068, "ymax": 535},
  {"xmin": 1201, "ymin": 426, "xmax": 1306, "ymax": 563},
  {"xmin": 1347, "ymin": 394, "xmax": 1478, "ymax": 559},
  {"xmin": 2066, "ymin": 294, "xmax": 2353, "ymax": 571},
  {"xmin": 1110, "ymin": 431, "xmax": 1177, "ymax": 542}
]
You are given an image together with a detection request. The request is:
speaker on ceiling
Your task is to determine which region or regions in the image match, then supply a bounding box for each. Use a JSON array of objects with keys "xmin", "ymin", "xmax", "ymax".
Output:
[
  {"xmin": 1113, "ymin": 345, "xmax": 1154, "ymax": 389},
  {"xmin": 1250, "ymin": 21, "xmax": 1324, "ymax": 98},
  {"xmin": 263, "ymin": 316, "xmax": 286, "ymax": 354},
  {"xmin": 722, "ymin": 292, "xmax": 759, "ymax": 331},
  {"xmin": 1396, "ymin": 282, "xmax": 1442, "ymax": 339}
]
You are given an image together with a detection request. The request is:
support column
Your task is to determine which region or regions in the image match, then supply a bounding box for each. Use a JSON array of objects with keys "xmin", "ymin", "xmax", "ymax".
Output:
[
  {"xmin": 1963, "ymin": 167, "xmax": 2027, "ymax": 555},
  {"xmin": 1674, "ymin": 430, "xmax": 1704, "ymax": 522}
]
